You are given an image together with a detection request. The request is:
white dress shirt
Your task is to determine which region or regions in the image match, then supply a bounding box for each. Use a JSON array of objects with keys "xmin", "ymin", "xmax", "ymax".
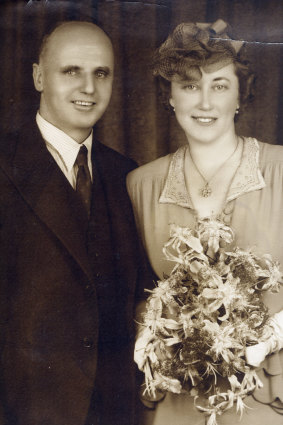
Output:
[{"xmin": 36, "ymin": 112, "xmax": 93, "ymax": 189}]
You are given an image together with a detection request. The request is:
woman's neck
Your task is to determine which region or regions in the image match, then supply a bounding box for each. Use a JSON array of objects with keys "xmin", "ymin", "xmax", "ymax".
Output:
[
  {"xmin": 184, "ymin": 132, "xmax": 243, "ymax": 218},
  {"xmin": 187, "ymin": 133, "xmax": 239, "ymax": 170}
]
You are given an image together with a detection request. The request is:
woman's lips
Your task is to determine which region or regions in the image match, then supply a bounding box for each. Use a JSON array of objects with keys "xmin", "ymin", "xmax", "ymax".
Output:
[{"xmin": 192, "ymin": 116, "xmax": 217, "ymax": 124}]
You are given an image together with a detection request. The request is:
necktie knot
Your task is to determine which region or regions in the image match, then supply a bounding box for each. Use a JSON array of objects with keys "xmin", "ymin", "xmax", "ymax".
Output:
[
  {"xmin": 76, "ymin": 145, "xmax": 89, "ymax": 168},
  {"xmin": 75, "ymin": 145, "xmax": 92, "ymax": 218}
]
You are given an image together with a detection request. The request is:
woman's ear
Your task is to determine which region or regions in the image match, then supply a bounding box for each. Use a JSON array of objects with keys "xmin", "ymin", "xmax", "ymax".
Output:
[
  {"xmin": 33, "ymin": 63, "xmax": 44, "ymax": 92},
  {"xmin": 235, "ymin": 101, "xmax": 240, "ymax": 115}
]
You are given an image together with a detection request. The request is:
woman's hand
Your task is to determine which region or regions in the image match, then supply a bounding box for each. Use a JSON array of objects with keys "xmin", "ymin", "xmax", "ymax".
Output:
[
  {"xmin": 245, "ymin": 310, "xmax": 283, "ymax": 367},
  {"xmin": 245, "ymin": 341, "xmax": 272, "ymax": 367}
]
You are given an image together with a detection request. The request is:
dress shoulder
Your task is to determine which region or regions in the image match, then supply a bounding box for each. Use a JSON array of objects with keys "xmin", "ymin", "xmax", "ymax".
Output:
[{"xmin": 256, "ymin": 139, "xmax": 283, "ymax": 165}]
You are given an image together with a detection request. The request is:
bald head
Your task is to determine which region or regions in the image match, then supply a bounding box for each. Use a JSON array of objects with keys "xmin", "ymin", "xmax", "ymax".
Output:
[
  {"xmin": 39, "ymin": 21, "xmax": 113, "ymax": 65},
  {"xmin": 33, "ymin": 20, "xmax": 114, "ymax": 142}
]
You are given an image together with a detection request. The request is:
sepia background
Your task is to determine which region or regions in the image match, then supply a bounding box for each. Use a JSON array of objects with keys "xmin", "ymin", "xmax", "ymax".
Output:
[{"xmin": 0, "ymin": 0, "xmax": 282, "ymax": 165}]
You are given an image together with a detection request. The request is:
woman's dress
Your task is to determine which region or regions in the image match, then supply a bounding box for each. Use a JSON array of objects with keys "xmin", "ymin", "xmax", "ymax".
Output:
[{"xmin": 127, "ymin": 138, "xmax": 283, "ymax": 425}]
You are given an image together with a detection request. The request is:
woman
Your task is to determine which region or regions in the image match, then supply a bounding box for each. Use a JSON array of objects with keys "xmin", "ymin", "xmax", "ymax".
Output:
[{"xmin": 127, "ymin": 20, "xmax": 283, "ymax": 425}]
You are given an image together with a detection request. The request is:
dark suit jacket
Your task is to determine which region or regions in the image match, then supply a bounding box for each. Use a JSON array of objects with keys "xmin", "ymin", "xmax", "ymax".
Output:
[{"xmin": 0, "ymin": 122, "xmax": 150, "ymax": 425}]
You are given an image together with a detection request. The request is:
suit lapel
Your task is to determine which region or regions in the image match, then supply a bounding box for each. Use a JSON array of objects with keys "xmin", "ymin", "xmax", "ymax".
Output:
[{"xmin": 2, "ymin": 123, "xmax": 93, "ymax": 282}]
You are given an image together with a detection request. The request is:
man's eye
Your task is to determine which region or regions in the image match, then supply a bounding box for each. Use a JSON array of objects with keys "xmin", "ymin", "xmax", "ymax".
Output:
[
  {"xmin": 95, "ymin": 70, "xmax": 108, "ymax": 79},
  {"xmin": 64, "ymin": 69, "xmax": 77, "ymax": 76}
]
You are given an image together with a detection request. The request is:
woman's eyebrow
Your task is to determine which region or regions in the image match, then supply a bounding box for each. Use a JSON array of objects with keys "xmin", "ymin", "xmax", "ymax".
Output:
[{"xmin": 213, "ymin": 77, "xmax": 231, "ymax": 82}]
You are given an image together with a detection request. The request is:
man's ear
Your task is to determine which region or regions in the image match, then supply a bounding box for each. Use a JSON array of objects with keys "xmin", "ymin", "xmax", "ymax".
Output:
[
  {"xmin": 33, "ymin": 63, "xmax": 44, "ymax": 92},
  {"xmin": 169, "ymin": 97, "xmax": 175, "ymax": 109}
]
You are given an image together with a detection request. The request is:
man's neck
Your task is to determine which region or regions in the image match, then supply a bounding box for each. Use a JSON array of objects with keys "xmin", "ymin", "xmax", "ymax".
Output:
[{"xmin": 37, "ymin": 112, "xmax": 92, "ymax": 144}]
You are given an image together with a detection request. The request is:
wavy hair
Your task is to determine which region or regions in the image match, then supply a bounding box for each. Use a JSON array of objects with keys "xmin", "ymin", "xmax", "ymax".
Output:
[{"xmin": 153, "ymin": 20, "xmax": 255, "ymax": 113}]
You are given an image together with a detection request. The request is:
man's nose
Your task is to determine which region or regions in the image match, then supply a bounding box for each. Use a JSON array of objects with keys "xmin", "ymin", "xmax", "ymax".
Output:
[
  {"xmin": 198, "ymin": 88, "xmax": 212, "ymax": 110},
  {"xmin": 81, "ymin": 74, "xmax": 96, "ymax": 94}
]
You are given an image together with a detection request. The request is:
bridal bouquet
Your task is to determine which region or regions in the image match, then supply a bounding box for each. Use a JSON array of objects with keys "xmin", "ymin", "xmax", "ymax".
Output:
[{"xmin": 136, "ymin": 218, "xmax": 282, "ymax": 425}]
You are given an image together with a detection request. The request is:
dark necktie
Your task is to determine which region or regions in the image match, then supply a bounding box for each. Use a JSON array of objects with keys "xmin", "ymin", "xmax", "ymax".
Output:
[{"xmin": 75, "ymin": 145, "xmax": 92, "ymax": 218}]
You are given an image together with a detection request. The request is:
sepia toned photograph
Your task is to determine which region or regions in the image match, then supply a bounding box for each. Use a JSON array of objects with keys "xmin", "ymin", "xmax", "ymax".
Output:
[{"xmin": 0, "ymin": 1, "xmax": 282, "ymax": 424}]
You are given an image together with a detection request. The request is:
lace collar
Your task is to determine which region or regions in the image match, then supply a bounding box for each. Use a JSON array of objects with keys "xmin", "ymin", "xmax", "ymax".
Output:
[{"xmin": 159, "ymin": 137, "xmax": 266, "ymax": 208}]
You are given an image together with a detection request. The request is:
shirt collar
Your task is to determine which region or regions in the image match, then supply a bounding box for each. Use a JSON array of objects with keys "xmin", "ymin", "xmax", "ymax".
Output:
[
  {"xmin": 36, "ymin": 112, "xmax": 93, "ymax": 172},
  {"xmin": 159, "ymin": 137, "xmax": 266, "ymax": 208}
]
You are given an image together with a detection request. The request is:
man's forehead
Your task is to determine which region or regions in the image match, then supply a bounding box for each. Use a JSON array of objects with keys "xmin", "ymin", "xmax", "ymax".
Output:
[
  {"xmin": 61, "ymin": 41, "xmax": 112, "ymax": 57},
  {"xmin": 42, "ymin": 22, "xmax": 113, "ymax": 64}
]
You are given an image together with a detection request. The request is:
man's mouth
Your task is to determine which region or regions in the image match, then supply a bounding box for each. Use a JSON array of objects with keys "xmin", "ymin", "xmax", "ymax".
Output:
[{"xmin": 72, "ymin": 100, "xmax": 96, "ymax": 107}]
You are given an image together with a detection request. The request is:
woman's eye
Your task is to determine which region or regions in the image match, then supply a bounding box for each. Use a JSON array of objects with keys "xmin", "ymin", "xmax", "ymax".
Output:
[
  {"xmin": 214, "ymin": 84, "xmax": 227, "ymax": 91},
  {"xmin": 183, "ymin": 84, "xmax": 198, "ymax": 91}
]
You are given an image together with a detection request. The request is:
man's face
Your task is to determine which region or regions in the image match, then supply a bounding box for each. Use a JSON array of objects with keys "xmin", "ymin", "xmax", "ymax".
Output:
[{"xmin": 33, "ymin": 23, "xmax": 114, "ymax": 142}]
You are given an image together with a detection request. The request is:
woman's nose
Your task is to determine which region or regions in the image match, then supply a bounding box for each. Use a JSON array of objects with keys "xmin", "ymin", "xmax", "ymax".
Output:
[{"xmin": 198, "ymin": 88, "xmax": 212, "ymax": 110}]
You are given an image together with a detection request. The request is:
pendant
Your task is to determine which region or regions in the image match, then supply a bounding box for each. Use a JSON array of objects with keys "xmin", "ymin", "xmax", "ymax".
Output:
[{"xmin": 199, "ymin": 183, "xmax": 212, "ymax": 197}]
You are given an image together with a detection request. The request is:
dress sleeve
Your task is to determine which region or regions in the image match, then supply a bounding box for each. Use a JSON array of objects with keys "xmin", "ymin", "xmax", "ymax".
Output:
[{"xmin": 127, "ymin": 170, "xmax": 158, "ymax": 302}]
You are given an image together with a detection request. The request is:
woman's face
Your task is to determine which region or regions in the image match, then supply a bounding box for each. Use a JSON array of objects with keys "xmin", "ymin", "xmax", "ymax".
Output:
[{"xmin": 169, "ymin": 63, "xmax": 239, "ymax": 145}]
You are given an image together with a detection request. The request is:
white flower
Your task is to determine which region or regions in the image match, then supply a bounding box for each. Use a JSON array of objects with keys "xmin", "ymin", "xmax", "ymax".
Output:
[
  {"xmin": 204, "ymin": 321, "xmax": 243, "ymax": 362},
  {"xmin": 198, "ymin": 218, "xmax": 234, "ymax": 256},
  {"xmin": 153, "ymin": 371, "xmax": 182, "ymax": 393},
  {"xmin": 255, "ymin": 255, "xmax": 283, "ymax": 292},
  {"xmin": 201, "ymin": 274, "xmax": 242, "ymax": 319}
]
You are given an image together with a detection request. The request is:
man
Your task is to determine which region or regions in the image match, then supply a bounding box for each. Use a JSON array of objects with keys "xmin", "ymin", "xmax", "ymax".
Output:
[{"xmin": 0, "ymin": 21, "xmax": 149, "ymax": 425}]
